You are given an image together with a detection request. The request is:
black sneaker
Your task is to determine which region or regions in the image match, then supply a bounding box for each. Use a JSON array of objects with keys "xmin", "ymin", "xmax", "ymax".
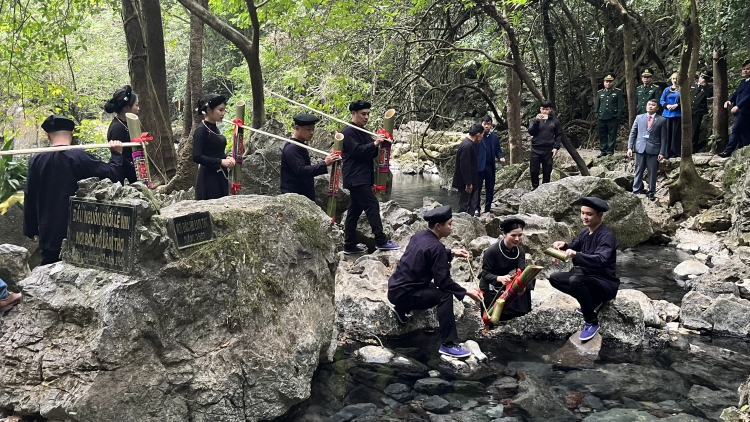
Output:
[
  {"xmin": 343, "ymin": 245, "xmax": 366, "ymax": 255},
  {"xmin": 718, "ymin": 151, "xmax": 730, "ymax": 158}
]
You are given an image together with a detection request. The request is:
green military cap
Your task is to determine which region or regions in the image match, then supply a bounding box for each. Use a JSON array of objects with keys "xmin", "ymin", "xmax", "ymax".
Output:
[
  {"xmin": 603, "ymin": 74, "xmax": 615, "ymax": 81},
  {"xmin": 641, "ymin": 68, "xmax": 654, "ymax": 77}
]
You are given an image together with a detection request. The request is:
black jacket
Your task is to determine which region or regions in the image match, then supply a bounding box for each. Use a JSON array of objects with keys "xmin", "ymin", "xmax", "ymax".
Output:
[
  {"xmin": 528, "ymin": 116, "xmax": 563, "ymax": 151},
  {"xmin": 452, "ymin": 138, "xmax": 479, "ymax": 191},
  {"xmin": 342, "ymin": 123, "xmax": 377, "ymax": 189},
  {"xmin": 280, "ymin": 141, "xmax": 327, "ymax": 201}
]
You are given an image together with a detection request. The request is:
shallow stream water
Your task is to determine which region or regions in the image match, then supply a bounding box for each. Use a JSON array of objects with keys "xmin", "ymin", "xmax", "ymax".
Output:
[{"xmin": 284, "ymin": 173, "xmax": 748, "ymax": 421}]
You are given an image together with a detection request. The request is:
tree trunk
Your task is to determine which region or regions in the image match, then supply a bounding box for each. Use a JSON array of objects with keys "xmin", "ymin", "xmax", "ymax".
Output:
[
  {"xmin": 507, "ymin": 66, "xmax": 523, "ymax": 164},
  {"xmin": 140, "ymin": 0, "xmax": 176, "ymax": 179},
  {"xmin": 176, "ymin": 0, "xmax": 265, "ymax": 128},
  {"xmin": 559, "ymin": 0, "xmax": 598, "ymax": 107},
  {"xmin": 712, "ymin": 47, "xmax": 729, "ymax": 153},
  {"xmin": 669, "ymin": 0, "xmax": 721, "ymax": 213},
  {"xmin": 561, "ymin": 133, "xmax": 590, "ymax": 176},
  {"xmin": 121, "ymin": 0, "xmax": 171, "ymax": 185},
  {"xmin": 623, "ymin": 19, "xmax": 637, "ymax": 127},
  {"xmin": 161, "ymin": 0, "xmax": 205, "ymax": 193},
  {"xmin": 541, "ymin": 0, "xmax": 556, "ymax": 105}
]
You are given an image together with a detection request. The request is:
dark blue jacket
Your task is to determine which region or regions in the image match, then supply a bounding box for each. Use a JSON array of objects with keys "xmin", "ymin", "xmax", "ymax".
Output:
[
  {"xmin": 280, "ymin": 140, "xmax": 327, "ymax": 201},
  {"xmin": 477, "ymin": 132, "xmax": 503, "ymax": 172},
  {"xmin": 562, "ymin": 224, "xmax": 620, "ymax": 288},
  {"xmin": 730, "ymin": 79, "xmax": 750, "ymax": 117},
  {"xmin": 387, "ymin": 230, "xmax": 467, "ymax": 303}
]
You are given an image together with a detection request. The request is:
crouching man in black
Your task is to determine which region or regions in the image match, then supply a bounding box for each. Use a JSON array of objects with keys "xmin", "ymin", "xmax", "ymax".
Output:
[
  {"xmin": 387, "ymin": 205, "xmax": 483, "ymax": 358},
  {"xmin": 549, "ymin": 197, "xmax": 620, "ymax": 341}
]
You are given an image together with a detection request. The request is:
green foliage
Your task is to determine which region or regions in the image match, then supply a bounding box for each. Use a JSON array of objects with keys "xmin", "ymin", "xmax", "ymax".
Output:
[{"xmin": 0, "ymin": 136, "xmax": 28, "ymax": 207}]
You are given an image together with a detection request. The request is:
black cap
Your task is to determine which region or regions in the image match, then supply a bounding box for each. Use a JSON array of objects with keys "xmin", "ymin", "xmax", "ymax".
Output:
[
  {"xmin": 500, "ymin": 217, "xmax": 526, "ymax": 233},
  {"xmin": 641, "ymin": 68, "xmax": 654, "ymax": 77},
  {"xmin": 699, "ymin": 70, "xmax": 712, "ymax": 81},
  {"xmin": 424, "ymin": 205, "xmax": 452, "ymax": 224},
  {"xmin": 580, "ymin": 196, "xmax": 609, "ymax": 212},
  {"xmin": 41, "ymin": 115, "xmax": 75, "ymax": 133},
  {"xmin": 293, "ymin": 113, "xmax": 320, "ymax": 127},
  {"xmin": 349, "ymin": 100, "xmax": 371, "ymax": 112}
]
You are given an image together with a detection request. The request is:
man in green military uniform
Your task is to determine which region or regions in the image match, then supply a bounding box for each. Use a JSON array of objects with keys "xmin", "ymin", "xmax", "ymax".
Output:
[
  {"xmin": 690, "ymin": 70, "xmax": 714, "ymax": 152},
  {"xmin": 636, "ymin": 68, "xmax": 660, "ymax": 115},
  {"xmin": 595, "ymin": 74, "xmax": 625, "ymax": 157}
]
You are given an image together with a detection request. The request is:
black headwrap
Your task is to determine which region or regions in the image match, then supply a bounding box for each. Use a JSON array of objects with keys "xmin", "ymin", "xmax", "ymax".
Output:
[
  {"xmin": 500, "ymin": 218, "xmax": 526, "ymax": 233},
  {"xmin": 104, "ymin": 85, "xmax": 137, "ymax": 113},
  {"xmin": 196, "ymin": 94, "xmax": 227, "ymax": 115},
  {"xmin": 349, "ymin": 100, "xmax": 371, "ymax": 112}
]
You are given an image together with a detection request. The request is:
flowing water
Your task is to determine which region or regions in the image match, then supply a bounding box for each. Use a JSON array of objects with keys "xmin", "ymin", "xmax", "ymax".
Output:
[{"xmin": 284, "ymin": 173, "xmax": 747, "ymax": 421}]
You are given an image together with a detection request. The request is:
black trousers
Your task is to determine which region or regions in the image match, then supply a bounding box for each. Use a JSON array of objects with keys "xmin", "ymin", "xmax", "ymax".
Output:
[
  {"xmin": 390, "ymin": 285, "xmax": 458, "ymax": 344},
  {"xmin": 457, "ymin": 188, "xmax": 479, "ymax": 215},
  {"xmin": 548, "ymin": 271, "xmax": 617, "ymax": 324},
  {"xmin": 530, "ymin": 149, "xmax": 553, "ymax": 189},
  {"xmin": 41, "ymin": 249, "xmax": 61, "ymax": 266},
  {"xmin": 344, "ymin": 184, "xmax": 387, "ymax": 248},
  {"xmin": 665, "ymin": 116, "xmax": 682, "ymax": 158},
  {"xmin": 477, "ymin": 167, "xmax": 496, "ymax": 212},
  {"xmin": 692, "ymin": 113, "xmax": 706, "ymax": 151},
  {"xmin": 723, "ymin": 114, "xmax": 750, "ymax": 155}
]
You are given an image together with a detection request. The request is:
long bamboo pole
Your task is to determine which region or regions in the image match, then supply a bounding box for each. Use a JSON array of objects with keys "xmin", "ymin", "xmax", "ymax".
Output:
[
  {"xmin": 0, "ymin": 142, "xmax": 145, "ymax": 156},
  {"xmin": 265, "ymin": 89, "xmax": 392, "ymax": 142},
  {"xmin": 223, "ymin": 119, "xmax": 330, "ymax": 157}
]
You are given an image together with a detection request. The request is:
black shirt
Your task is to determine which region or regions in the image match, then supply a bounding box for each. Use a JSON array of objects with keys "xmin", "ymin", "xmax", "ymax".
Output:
[
  {"xmin": 192, "ymin": 122, "xmax": 227, "ymax": 168},
  {"xmin": 562, "ymin": 224, "xmax": 620, "ymax": 287},
  {"xmin": 452, "ymin": 137, "xmax": 479, "ymax": 191},
  {"xmin": 280, "ymin": 140, "xmax": 328, "ymax": 201},
  {"xmin": 341, "ymin": 123, "xmax": 377, "ymax": 189},
  {"xmin": 23, "ymin": 149, "xmax": 123, "ymax": 251},
  {"xmin": 528, "ymin": 116, "xmax": 563, "ymax": 151},
  {"xmin": 690, "ymin": 83, "xmax": 713, "ymax": 115},
  {"xmin": 106, "ymin": 117, "xmax": 137, "ymax": 184}
]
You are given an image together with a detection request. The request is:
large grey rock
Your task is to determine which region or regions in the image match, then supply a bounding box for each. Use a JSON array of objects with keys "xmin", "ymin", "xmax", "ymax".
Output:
[
  {"xmin": 561, "ymin": 363, "xmax": 689, "ymax": 402},
  {"xmin": 0, "ymin": 192, "xmax": 339, "ymax": 421},
  {"xmin": 489, "ymin": 282, "xmax": 648, "ymax": 348},
  {"xmin": 518, "ymin": 176, "xmax": 653, "ymax": 248},
  {"xmin": 693, "ymin": 207, "xmax": 732, "ymax": 232},
  {"xmin": 673, "ymin": 260, "xmax": 710, "ymax": 280},
  {"xmin": 0, "ymin": 244, "xmax": 30, "ymax": 292},
  {"xmin": 549, "ymin": 332, "xmax": 602, "ymax": 369},
  {"xmin": 680, "ymin": 291, "xmax": 750, "ymax": 337},
  {"xmin": 513, "ymin": 375, "xmax": 576, "ymax": 422},
  {"xmin": 582, "ymin": 409, "xmax": 705, "ymax": 421},
  {"xmin": 0, "ymin": 203, "xmax": 40, "ymax": 268},
  {"xmin": 688, "ymin": 385, "xmax": 737, "ymax": 422},
  {"xmin": 671, "ymin": 343, "xmax": 750, "ymax": 391}
]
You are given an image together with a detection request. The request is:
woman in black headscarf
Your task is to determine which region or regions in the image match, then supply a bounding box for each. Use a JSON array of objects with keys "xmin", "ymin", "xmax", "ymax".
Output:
[
  {"xmin": 193, "ymin": 94, "xmax": 234, "ymax": 200},
  {"xmin": 479, "ymin": 218, "xmax": 534, "ymax": 321},
  {"xmin": 105, "ymin": 85, "xmax": 140, "ymax": 183}
]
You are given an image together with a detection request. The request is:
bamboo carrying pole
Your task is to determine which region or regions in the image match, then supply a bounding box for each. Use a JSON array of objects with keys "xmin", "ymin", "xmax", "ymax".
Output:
[
  {"xmin": 125, "ymin": 113, "xmax": 152, "ymax": 186},
  {"xmin": 326, "ymin": 133, "xmax": 345, "ymax": 222},
  {"xmin": 488, "ymin": 265, "xmax": 544, "ymax": 324},
  {"xmin": 222, "ymin": 119, "xmax": 329, "ymax": 157},
  {"xmin": 0, "ymin": 142, "xmax": 145, "ymax": 156},
  {"xmin": 375, "ymin": 108, "xmax": 396, "ymax": 194},
  {"xmin": 231, "ymin": 101, "xmax": 246, "ymax": 194},
  {"xmin": 265, "ymin": 89, "xmax": 392, "ymax": 142}
]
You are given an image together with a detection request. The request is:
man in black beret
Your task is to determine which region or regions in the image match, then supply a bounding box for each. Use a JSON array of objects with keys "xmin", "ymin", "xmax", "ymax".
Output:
[
  {"xmin": 24, "ymin": 114, "xmax": 124, "ymax": 265},
  {"xmin": 388, "ymin": 205, "xmax": 483, "ymax": 358},
  {"xmin": 548, "ymin": 197, "xmax": 620, "ymax": 341},
  {"xmin": 452, "ymin": 124, "xmax": 483, "ymax": 215},
  {"xmin": 280, "ymin": 113, "xmax": 341, "ymax": 201},
  {"xmin": 341, "ymin": 100, "xmax": 399, "ymax": 254},
  {"xmin": 690, "ymin": 70, "xmax": 714, "ymax": 152}
]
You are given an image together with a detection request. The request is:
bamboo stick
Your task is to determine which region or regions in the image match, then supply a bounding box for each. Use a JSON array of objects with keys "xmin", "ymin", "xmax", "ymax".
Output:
[
  {"xmin": 326, "ymin": 133, "xmax": 345, "ymax": 222},
  {"xmin": 125, "ymin": 113, "xmax": 152, "ymax": 186},
  {"xmin": 265, "ymin": 89, "xmax": 393, "ymax": 142},
  {"xmin": 222, "ymin": 119, "xmax": 330, "ymax": 157},
  {"xmin": 0, "ymin": 142, "xmax": 146, "ymax": 156}
]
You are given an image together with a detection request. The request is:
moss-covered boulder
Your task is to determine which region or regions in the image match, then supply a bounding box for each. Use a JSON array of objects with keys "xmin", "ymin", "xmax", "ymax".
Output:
[
  {"xmin": 517, "ymin": 176, "xmax": 653, "ymax": 248},
  {"xmin": 0, "ymin": 185, "xmax": 339, "ymax": 421}
]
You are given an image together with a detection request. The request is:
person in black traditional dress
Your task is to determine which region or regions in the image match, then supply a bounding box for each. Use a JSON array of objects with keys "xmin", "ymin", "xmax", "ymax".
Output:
[
  {"xmin": 280, "ymin": 113, "xmax": 341, "ymax": 201},
  {"xmin": 104, "ymin": 85, "xmax": 140, "ymax": 183},
  {"xmin": 549, "ymin": 197, "xmax": 620, "ymax": 341},
  {"xmin": 193, "ymin": 94, "xmax": 234, "ymax": 200},
  {"xmin": 452, "ymin": 124, "xmax": 483, "ymax": 215},
  {"xmin": 480, "ymin": 218, "xmax": 534, "ymax": 321},
  {"xmin": 341, "ymin": 99, "xmax": 399, "ymax": 254},
  {"xmin": 387, "ymin": 205, "xmax": 484, "ymax": 358},
  {"xmin": 23, "ymin": 115, "xmax": 124, "ymax": 265}
]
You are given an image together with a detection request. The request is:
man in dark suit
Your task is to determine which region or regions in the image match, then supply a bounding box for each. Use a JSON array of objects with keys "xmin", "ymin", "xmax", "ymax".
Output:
[
  {"xmin": 452, "ymin": 124, "xmax": 483, "ymax": 215},
  {"xmin": 476, "ymin": 115, "xmax": 505, "ymax": 215},
  {"xmin": 627, "ymin": 99, "xmax": 667, "ymax": 201},
  {"xmin": 690, "ymin": 71, "xmax": 713, "ymax": 152},
  {"xmin": 719, "ymin": 59, "xmax": 750, "ymax": 157}
]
